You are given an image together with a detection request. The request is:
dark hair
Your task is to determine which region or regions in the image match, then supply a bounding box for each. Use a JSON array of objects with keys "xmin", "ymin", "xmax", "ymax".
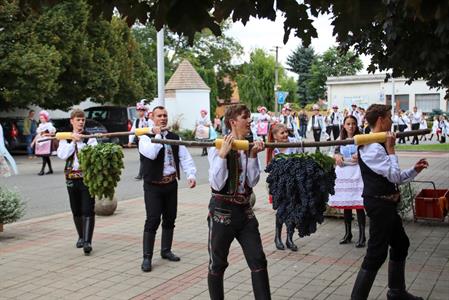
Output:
[
  {"xmin": 70, "ymin": 109, "xmax": 85, "ymax": 119},
  {"xmin": 365, "ymin": 104, "xmax": 392, "ymax": 128},
  {"xmin": 224, "ymin": 104, "xmax": 250, "ymax": 129},
  {"xmin": 29, "ymin": 110, "xmax": 35, "ymax": 114},
  {"xmin": 339, "ymin": 115, "xmax": 360, "ymax": 140},
  {"xmin": 152, "ymin": 106, "xmax": 166, "ymax": 112}
]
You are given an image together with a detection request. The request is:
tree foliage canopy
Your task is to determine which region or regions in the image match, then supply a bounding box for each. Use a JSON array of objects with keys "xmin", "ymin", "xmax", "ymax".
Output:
[
  {"xmin": 23, "ymin": 0, "xmax": 447, "ymax": 97},
  {"xmin": 1, "ymin": 0, "xmax": 154, "ymax": 110}
]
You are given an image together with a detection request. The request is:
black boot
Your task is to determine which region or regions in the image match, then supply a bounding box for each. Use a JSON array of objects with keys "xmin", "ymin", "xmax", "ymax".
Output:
[
  {"xmin": 274, "ymin": 218, "xmax": 285, "ymax": 250},
  {"xmin": 387, "ymin": 260, "xmax": 423, "ymax": 300},
  {"xmin": 355, "ymin": 210, "xmax": 366, "ymax": 248},
  {"xmin": 340, "ymin": 211, "xmax": 353, "ymax": 244},
  {"xmin": 38, "ymin": 159, "xmax": 46, "ymax": 176},
  {"xmin": 160, "ymin": 229, "xmax": 180, "ymax": 261},
  {"xmin": 46, "ymin": 158, "xmax": 53, "ymax": 174},
  {"xmin": 141, "ymin": 231, "xmax": 155, "ymax": 272},
  {"xmin": 251, "ymin": 269, "xmax": 271, "ymax": 300},
  {"xmin": 208, "ymin": 273, "xmax": 224, "ymax": 300},
  {"xmin": 351, "ymin": 268, "xmax": 378, "ymax": 300},
  {"xmin": 82, "ymin": 216, "xmax": 95, "ymax": 255},
  {"xmin": 73, "ymin": 216, "xmax": 84, "ymax": 248},
  {"xmin": 285, "ymin": 231, "xmax": 298, "ymax": 252}
]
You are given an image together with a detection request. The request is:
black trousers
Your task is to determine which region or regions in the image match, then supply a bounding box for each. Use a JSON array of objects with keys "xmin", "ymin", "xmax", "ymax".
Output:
[
  {"xmin": 312, "ymin": 128, "xmax": 322, "ymax": 152},
  {"xmin": 331, "ymin": 125, "xmax": 340, "ymax": 140},
  {"xmin": 411, "ymin": 123, "xmax": 420, "ymax": 144},
  {"xmin": 361, "ymin": 197, "xmax": 410, "ymax": 271},
  {"xmin": 67, "ymin": 179, "xmax": 95, "ymax": 217},
  {"xmin": 144, "ymin": 180, "xmax": 178, "ymax": 233},
  {"xmin": 398, "ymin": 125, "xmax": 407, "ymax": 143},
  {"xmin": 207, "ymin": 197, "xmax": 267, "ymax": 275}
]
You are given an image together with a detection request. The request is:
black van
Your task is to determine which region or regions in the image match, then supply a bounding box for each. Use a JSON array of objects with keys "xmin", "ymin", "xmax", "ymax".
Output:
[{"xmin": 84, "ymin": 106, "xmax": 136, "ymax": 144}]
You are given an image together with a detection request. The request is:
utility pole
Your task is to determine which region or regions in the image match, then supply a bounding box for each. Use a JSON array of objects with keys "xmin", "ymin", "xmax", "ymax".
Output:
[
  {"xmin": 274, "ymin": 46, "xmax": 279, "ymax": 115},
  {"xmin": 391, "ymin": 72, "xmax": 395, "ymax": 112},
  {"xmin": 157, "ymin": 28, "xmax": 165, "ymax": 106}
]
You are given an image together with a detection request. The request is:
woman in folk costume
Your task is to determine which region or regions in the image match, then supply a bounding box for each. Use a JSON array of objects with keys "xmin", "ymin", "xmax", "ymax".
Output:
[
  {"xmin": 429, "ymin": 115, "xmax": 440, "ymax": 141},
  {"xmin": 256, "ymin": 106, "xmax": 271, "ymax": 142},
  {"xmin": 195, "ymin": 109, "xmax": 211, "ymax": 156},
  {"xmin": 0, "ymin": 124, "xmax": 18, "ymax": 177},
  {"xmin": 33, "ymin": 110, "xmax": 56, "ymax": 175},
  {"xmin": 270, "ymin": 123, "xmax": 302, "ymax": 251},
  {"xmin": 328, "ymin": 115, "xmax": 366, "ymax": 248}
]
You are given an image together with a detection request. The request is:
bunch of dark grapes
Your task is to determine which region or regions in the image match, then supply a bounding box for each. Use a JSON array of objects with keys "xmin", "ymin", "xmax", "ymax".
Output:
[{"xmin": 265, "ymin": 153, "xmax": 336, "ymax": 237}]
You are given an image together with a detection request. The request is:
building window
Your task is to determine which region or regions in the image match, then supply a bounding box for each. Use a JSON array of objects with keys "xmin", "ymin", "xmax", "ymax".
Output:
[
  {"xmin": 415, "ymin": 94, "xmax": 440, "ymax": 113},
  {"xmin": 386, "ymin": 94, "xmax": 409, "ymax": 111}
]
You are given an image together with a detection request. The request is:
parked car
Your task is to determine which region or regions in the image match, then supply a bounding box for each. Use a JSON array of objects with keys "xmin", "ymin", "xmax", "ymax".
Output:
[
  {"xmin": 52, "ymin": 118, "xmax": 110, "ymax": 143},
  {"xmin": 84, "ymin": 106, "xmax": 136, "ymax": 144},
  {"xmin": 0, "ymin": 117, "xmax": 27, "ymax": 152}
]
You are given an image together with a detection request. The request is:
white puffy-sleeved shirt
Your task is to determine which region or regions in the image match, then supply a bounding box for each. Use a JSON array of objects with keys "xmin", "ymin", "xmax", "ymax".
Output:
[
  {"xmin": 208, "ymin": 147, "xmax": 260, "ymax": 194},
  {"xmin": 36, "ymin": 122, "xmax": 56, "ymax": 135},
  {"xmin": 411, "ymin": 111, "xmax": 422, "ymax": 124},
  {"xmin": 273, "ymin": 137, "xmax": 302, "ymax": 156},
  {"xmin": 359, "ymin": 143, "xmax": 418, "ymax": 185},
  {"xmin": 139, "ymin": 132, "xmax": 196, "ymax": 180},
  {"xmin": 57, "ymin": 138, "xmax": 98, "ymax": 171}
]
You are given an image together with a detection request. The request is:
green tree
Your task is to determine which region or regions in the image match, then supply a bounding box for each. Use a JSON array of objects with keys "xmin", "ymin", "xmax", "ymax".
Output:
[
  {"xmin": 31, "ymin": 0, "xmax": 445, "ymax": 98},
  {"xmin": 236, "ymin": 48, "xmax": 296, "ymax": 111},
  {"xmin": 307, "ymin": 47, "xmax": 363, "ymax": 101},
  {"xmin": 286, "ymin": 46, "xmax": 316, "ymax": 107},
  {"xmin": 0, "ymin": 0, "xmax": 61, "ymax": 110}
]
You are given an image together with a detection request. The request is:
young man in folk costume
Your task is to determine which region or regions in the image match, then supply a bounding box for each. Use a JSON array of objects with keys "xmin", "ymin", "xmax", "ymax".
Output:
[
  {"xmin": 57, "ymin": 109, "xmax": 98, "ymax": 255},
  {"xmin": 139, "ymin": 106, "xmax": 197, "ymax": 272},
  {"xmin": 351, "ymin": 104, "xmax": 428, "ymax": 300},
  {"xmin": 128, "ymin": 102, "xmax": 153, "ymax": 180},
  {"xmin": 207, "ymin": 104, "xmax": 270, "ymax": 299},
  {"xmin": 307, "ymin": 104, "xmax": 326, "ymax": 152},
  {"xmin": 328, "ymin": 105, "xmax": 343, "ymax": 140}
]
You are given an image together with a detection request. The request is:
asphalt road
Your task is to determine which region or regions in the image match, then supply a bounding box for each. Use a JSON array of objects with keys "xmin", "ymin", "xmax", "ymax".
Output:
[{"xmin": 2, "ymin": 143, "xmax": 448, "ymax": 221}]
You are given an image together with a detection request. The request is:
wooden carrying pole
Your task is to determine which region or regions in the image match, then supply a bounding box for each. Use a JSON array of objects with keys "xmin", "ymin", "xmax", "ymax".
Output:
[{"xmin": 40, "ymin": 129, "xmax": 430, "ymax": 151}]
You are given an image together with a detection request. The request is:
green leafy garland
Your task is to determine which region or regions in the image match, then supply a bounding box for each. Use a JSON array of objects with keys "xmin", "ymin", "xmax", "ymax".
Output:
[{"xmin": 78, "ymin": 143, "xmax": 124, "ymax": 200}]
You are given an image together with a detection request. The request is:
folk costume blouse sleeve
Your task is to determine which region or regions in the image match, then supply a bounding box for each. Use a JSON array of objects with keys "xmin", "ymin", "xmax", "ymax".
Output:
[
  {"xmin": 208, "ymin": 147, "xmax": 228, "ymax": 191},
  {"xmin": 359, "ymin": 143, "xmax": 418, "ymax": 184},
  {"xmin": 139, "ymin": 134, "xmax": 163, "ymax": 160},
  {"xmin": 178, "ymin": 144, "xmax": 196, "ymax": 180}
]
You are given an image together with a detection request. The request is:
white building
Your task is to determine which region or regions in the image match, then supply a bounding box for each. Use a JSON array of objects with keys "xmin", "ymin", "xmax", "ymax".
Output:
[
  {"xmin": 160, "ymin": 59, "xmax": 210, "ymax": 130},
  {"xmin": 326, "ymin": 74, "xmax": 448, "ymax": 113}
]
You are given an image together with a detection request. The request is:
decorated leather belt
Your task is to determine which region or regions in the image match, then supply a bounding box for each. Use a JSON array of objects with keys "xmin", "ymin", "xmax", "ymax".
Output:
[
  {"xmin": 66, "ymin": 170, "xmax": 83, "ymax": 180},
  {"xmin": 374, "ymin": 193, "xmax": 401, "ymax": 203},
  {"xmin": 212, "ymin": 193, "xmax": 250, "ymax": 205},
  {"xmin": 151, "ymin": 173, "xmax": 177, "ymax": 185}
]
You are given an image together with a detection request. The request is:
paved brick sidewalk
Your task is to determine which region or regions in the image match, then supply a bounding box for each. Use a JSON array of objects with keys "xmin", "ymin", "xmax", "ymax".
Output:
[{"xmin": 1, "ymin": 153, "xmax": 448, "ymax": 300}]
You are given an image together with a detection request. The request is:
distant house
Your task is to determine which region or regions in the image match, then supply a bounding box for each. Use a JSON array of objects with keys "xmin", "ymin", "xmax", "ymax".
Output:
[
  {"xmin": 161, "ymin": 59, "xmax": 210, "ymax": 130},
  {"xmin": 326, "ymin": 74, "xmax": 448, "ymax": 112}
]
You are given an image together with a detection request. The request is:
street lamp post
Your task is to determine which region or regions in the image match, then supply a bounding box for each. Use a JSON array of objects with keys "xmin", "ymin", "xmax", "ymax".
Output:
[
  {"xmin": 274, "ymin": 46, "xmax": 280, "ymax": 115},
  {"xmin": 157, "ymin": 28, "xmax": 165, "ymax": 106}
]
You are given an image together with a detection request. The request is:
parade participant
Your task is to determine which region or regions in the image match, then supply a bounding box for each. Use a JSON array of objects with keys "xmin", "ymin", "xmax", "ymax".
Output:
[
  {"xmin": 307, "ymin": 105, "xmax": 325, "ymax": 152},
  {"xmin": 298, "ymin": 109, "xmax": 308, "ymax": 138},
  {"xmin": 279, "ymin": 105, "xmax": 299, "ymax": 139},
  {"xmin": 0, "ymin": 124, "xmax": 18, "ymax": 177},
  {"xmin": 419, "ymin": 113, "xmax": 428, "ymax": 142},
  {"xmin": 397, "ymin": 110, "xmax": 409, "ymax": 144},
  {"xmin": 139, "ymin": 106, "xmax": 197, "ymax": 272},
  {"xmin": 328, "ymin": 105, "xmax": 343, "ymax": 140},
  {"xmin": 429, "ymin": 115, "xmax": 440, "ymax": 141},
  {"xmin": 410, "ymin": 106, "xmax": 422, "ymax": 145},
  {"xmin": 439, "ymin": 115, "xmax": 448, "ymax": 143},
  {"xmin": 33, "ymin": 111, "xmax": 56, "ymax": 175},
  {"xmin": 195, "ymin": 109, "xmax": 211, "ymax": 156},
  {"xmin": 392, "ymin": 110, "xmax": 399, "ymax": 132},
  {"xmin": 351, "ymin": 104, "xmax": 428, "ymax": 300},
  {"xmin": 57, "ymin": 109, "xmax": 98, "ymax": 255},
  {"xmin": 256, "ymin": 106, "xmax": 271, "ymax": 142},
  {"xmin": 128, "ymin": 102, "xmax": 151, "ymax": 180},
  {"xmin": 328, "ymin": 115, "xmax": 366, "ymax": 248},
  {"xmin": 207, "ymin": 104, "xmax": 270, "ymax": 299},
  {"xmin": 271, "ymin": 123, "xmax": 300, "ymax": 252}
]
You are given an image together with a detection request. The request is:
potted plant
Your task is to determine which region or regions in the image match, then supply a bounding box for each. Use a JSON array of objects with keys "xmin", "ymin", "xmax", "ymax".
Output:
[
  {"xmin": 0, "ymin": 186, "xmax": 25, "ymax": 232},
  {"xmin": 79, "ymin": 143, "xmax": 124, "ymax": 216}
]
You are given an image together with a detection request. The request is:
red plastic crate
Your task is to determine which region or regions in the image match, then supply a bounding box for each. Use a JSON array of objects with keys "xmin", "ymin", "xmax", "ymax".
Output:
[{"xmin": 414, "ymin": 189, "xmax": 449, "ymax": 220}]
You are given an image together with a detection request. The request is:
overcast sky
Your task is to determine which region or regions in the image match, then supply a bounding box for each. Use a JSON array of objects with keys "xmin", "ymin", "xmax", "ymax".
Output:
[{"xmin": 225, "ymin": 13, "xmax": 370, "ymax": 77}]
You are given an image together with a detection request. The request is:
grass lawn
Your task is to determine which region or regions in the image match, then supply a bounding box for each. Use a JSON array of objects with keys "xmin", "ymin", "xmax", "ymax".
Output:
[{"xmin": 396, "ymin": 143, "xmax": 449, "ymax": 152}]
